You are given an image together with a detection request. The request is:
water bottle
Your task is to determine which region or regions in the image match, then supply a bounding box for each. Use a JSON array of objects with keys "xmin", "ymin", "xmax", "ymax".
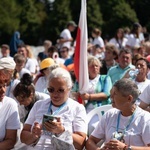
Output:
[{"xmin": 129, "ymin": 69, "xmax": 139, "ymax": 78}]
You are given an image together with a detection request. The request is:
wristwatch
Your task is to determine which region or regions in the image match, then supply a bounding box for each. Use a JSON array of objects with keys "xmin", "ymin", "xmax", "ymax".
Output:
[{"xmin": 127, "ymin": 146, "xmax": 132, "ymax": 150}]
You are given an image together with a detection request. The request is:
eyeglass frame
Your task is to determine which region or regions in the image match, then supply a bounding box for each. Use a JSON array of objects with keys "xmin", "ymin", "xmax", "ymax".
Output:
[
  {"xmin": 0, "ymin": 83, "xmax": 8, "ymax": 89},
  {"xmin": 47, "ymin": 87, "xmax": 69, "ymax": 94}
]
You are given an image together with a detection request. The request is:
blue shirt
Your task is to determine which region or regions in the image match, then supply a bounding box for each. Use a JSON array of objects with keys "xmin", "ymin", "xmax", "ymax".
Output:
[{"xmin": 107, "ymin": 64, "xmax": 135, "ymax": 85}]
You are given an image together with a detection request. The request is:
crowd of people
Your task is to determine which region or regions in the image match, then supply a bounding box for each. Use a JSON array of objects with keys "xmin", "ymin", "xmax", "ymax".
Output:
[{"xmin": 0, "ymin": 20, "xmax": 150, "ymax": 150}]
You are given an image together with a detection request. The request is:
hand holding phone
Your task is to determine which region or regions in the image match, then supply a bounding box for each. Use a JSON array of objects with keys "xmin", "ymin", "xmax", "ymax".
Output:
[{"xmin": 43, "ymin": 114, "xmax": 55, "ymax": 123}]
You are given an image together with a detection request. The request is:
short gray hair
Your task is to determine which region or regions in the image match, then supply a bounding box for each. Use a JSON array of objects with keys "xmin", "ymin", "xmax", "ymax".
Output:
[
  {"xmin": 114, "ymin": 78, "xmax": 140, "ymax": 102},
  {"xmin": 48, "ymin": 67, "xmax": 72, "ymax": 88}
]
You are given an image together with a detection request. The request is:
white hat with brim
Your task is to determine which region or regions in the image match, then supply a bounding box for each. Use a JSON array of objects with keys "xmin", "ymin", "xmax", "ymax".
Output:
[{"xmin": 0, "ymin": 57, "xmax": 16, "ymax": 70}]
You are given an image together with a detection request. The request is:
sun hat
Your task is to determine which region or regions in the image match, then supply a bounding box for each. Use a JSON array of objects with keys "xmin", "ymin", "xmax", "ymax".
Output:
[
  {"xmin": 40, "ymin": 58, "xmax": 55, "ymax": 70},
  {"xmin": 1, "ymin": 44, "xmax": 10, "ymax": 49},
  {"xmin": 0, "ymin": 57, "xmax": 16, "ymax": 70},
  {"xmin": 67, "ymin": 21, "xmax": 77, "ymax": 27}
]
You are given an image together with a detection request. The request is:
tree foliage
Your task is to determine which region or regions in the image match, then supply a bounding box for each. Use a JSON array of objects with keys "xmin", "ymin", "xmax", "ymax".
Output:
[
  {"xmin": 0, "ymin": 0, "xmax": 21, "ymax": 34},
  {"xmin": 87, "ymin": 0, "xmax": 103, "ymax": 34},
  {"xmin": 99, "ymin": 0, "xmax": 138, "ymax": 38},
  {"xmin": 0, "ymin": 0, "xmax": 149, "ymax": 45}
]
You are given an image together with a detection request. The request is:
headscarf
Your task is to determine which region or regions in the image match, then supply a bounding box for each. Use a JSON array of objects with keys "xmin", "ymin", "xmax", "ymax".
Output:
[{"xmin": 9, "ymin": 31, "xmax": 24, "ymax": 57}]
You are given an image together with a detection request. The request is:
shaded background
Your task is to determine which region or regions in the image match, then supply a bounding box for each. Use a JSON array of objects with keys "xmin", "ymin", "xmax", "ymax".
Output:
[{"xmin": 0, "ymin": 0, "xmax": 150, "ymax": 46}]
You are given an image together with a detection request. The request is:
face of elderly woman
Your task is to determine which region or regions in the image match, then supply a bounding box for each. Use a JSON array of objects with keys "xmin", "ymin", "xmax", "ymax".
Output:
[
  {"xmin": 136, "ymin": 59, "xmax": 148, "ymax": 78},
  {"xmin": 88, "ymin": 60, "xmax": 100, "ymax": 79},
  {"xmin": 0, "ymin": 70, "xmax": 10, "ymax": 101},
  {"xmin": 110, "ymin": 87, "xmax": 130, "ymax": 109},
  {"xmin": 48, "ymin": 77, "xmax": 70, "ymax": 106}
]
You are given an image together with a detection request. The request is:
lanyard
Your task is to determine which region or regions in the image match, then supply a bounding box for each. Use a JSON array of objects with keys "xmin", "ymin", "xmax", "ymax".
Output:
[
  {"xmin": 116, "ymin": 108, "xmax": 136, "ymax": 135},
  {"xmin": 6, "ymin": 80, "xmax": 14, "ymax": 97},
  {"xmin": 47, "ymin": 101, "xmax": 67, "ymax": 115}
]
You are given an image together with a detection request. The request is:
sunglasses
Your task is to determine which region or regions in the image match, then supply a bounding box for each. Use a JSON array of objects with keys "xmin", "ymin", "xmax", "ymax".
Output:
[{"xmin": 47, "ymin": 87, "xmax": 67, "ymax": 94}]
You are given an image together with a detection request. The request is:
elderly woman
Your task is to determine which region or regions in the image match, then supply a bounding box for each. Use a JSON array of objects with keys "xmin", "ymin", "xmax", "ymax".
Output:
[
  {"xmin": 86, "ymin": 78, "xmax": 150, "ymax": 150},
  {"xmin": 20, "ymin": 68, "xmax": 87, "ymax": 150},
  {"xmin": 0, "ymin": 69, "xmax": 20, "ymax": 149},
  {"xmin": 124, "ymin": 57, "xmax": 150, "ymax": 93},
  {"xmin": 72, "ymin": 56, "xmax": 112, "ymax": 113}
]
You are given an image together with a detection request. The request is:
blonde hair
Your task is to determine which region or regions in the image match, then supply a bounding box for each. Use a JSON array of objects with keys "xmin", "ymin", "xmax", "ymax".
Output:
[
  {"xmin": 26, "ymin": 45, "xmax": 34, "ymax": 58},
  {"xmin": 88, "ymin": 56, "xmax": 102, "ymax": 67}
]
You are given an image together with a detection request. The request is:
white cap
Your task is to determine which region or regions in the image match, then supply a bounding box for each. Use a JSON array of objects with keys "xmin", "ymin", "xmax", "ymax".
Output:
[{"xmin": 0, "ymin": 57, "xmax": 16, "ymax": 70}]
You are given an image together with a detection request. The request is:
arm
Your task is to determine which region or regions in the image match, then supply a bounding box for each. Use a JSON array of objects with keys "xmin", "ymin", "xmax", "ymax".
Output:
[
  {"xmin": 72, "ymin": 104, "xmax": 87, "ymax": 149},
  {"xmin": 127, "ymin": 144, "xmax": 150, "ymax": 150},
  {"xmin": 73, "ymin": 131, "xmax": 87, "ymax": 150},
  {"xmin": 80, "ymin": 75, "xmax": 112, "ymax": 101},
  {"xmin": 33, "ymin": 73, "xmax": 44, "ymax": 85},
  {"xmin": 104, "ymin": 139, "xmax": 150, "ymax": 150},
  {"xmin": 139, "ymin": 101, "xmax": 150, "ymax": 112},
  {"xmin": 59, "ymin": 38, "xmax": 73, "ymax": 44},
  {"xmin": 0, "ymin": 129, "xmax": 17, "ymax": 150},
  {"xmin": 80, "ymin": 92, "xmax": 107, "ymax": 101},
  {"xmin": 86, "ymin": 135, "xmax": 101, "ymax": 150},
  {"xmin": 21, "ymin": 122, "xmax": 42, "ymax": 145}
]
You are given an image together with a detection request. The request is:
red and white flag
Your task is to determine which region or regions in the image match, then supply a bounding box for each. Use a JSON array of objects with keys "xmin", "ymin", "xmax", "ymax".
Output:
[{"xmin": 74, "ymin": 0, "xmax": 89, "ymax": 103}]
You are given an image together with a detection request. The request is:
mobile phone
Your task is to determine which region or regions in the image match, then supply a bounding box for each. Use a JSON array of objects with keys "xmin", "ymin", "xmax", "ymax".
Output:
[{"xmin": 43, "ymin": 114, "xmax": 55, "ymax": 123}]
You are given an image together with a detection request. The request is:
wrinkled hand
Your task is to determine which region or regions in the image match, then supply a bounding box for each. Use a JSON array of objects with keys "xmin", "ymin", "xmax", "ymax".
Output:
[
  {"xmin": 32, "ymin": 122, "xmax": 42, "ymax": 139},
  {"xmin": 44, "ymin": 117, "xmax": 65, "ymax": 134},
  {"xmin": 102, "ymin": 139, "xmax": 126, "ymax": 150},
  {"xmin": 71, "ymin": 92, "xmax": 80, "ymax": 100},
  {"xmin": 80, "ymin": 93, "xmax": 90, "ymax": 100}
]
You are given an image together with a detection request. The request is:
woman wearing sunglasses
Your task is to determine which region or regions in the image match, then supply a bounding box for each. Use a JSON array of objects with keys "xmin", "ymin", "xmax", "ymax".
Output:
[{"xmin": 20, "ymin": 67, "xmax": 87, "ymax": 150}]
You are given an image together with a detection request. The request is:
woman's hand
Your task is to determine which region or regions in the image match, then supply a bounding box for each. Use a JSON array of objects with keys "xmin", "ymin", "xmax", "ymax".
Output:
[
  {"xmin": 80, "ymin": 93, "xmax": 90, "ymax": 100},
  {"xmin": 44, "ymin": 117, "xmax": 65, "ymax": 134},
  {"xmin": 103, "ymin": 139, "xmax": 126, "ymax": 150},
  {"xmin": 71, "ymin": 92, "xmax": 80, "ymax": 100},
  {"xmin": 32, "ymin": 122, "xmax": 42, "ymax": 139}
]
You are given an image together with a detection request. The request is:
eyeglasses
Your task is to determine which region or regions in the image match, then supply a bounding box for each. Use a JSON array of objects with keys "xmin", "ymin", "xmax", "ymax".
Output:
[
  {"xmin": 0, "ymin": 83, "xmax": 8, "ymax": 89},
  {"xmin": 47, "ymin": 87, "xmax": 67, "ymax": 94}
]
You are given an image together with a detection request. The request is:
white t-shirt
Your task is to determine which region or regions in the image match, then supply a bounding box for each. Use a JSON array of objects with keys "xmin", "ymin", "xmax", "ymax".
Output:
[
  {"xmin": 109, "ymin": 38, "xmax": 127, "ymax": 49},
  {"xmin": 0, "ymin": 96, "xmax": 20, "ymax": 141},
  {"xmin": 25, "ymin": 58, "xmax": 36, "ymax": 74},
  {"xmin": 19, "ymin": 68, "xmax": 31, "ymax": 79},
  {"xmin": 93, "ymin": 36, "xmax": 104, "ymax": 48},
  {"xmin": 135, "ymin": 79, "xmax": 150, "ymax": 93},
  {"xmin": 92, "ymin": 107, "xmax": 150, "ymax": 146},
  {"xmin": 60, "ymin": 28, "xmax": 72, "ymax": 49},
  {"xmin": 19, "ymin": 91, "xmax": 49, "ymax": 123},
  {"xmin": 126, "ymin": 33, "xmax": 144, "ymax": 48},
  {"xmin": 139, "ymin": 84, "xmax": 150, "ymax": 105},
  {"xmin": 25, "ymin": 98, "xmax": 87, "ymax": 150},
  {"xmin": 35, "ymin": 76, "xmax": 48, "ymax": 94}
]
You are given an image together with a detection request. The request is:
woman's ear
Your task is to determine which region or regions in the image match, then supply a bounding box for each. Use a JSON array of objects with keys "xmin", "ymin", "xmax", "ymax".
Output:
[{"xmin": 128, "ymin": 95, "xmax": 133, "ymax": 103}]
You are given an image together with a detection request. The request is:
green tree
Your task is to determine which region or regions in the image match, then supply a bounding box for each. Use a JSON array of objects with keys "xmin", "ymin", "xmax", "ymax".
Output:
[
  {"xmin": 44, "ymin": 0, "xmax": 72, "ymax": 44},
  {"xmin": 99, "ymin": 0, "xmax": 138, "ymax": 38},
  {"xmin": 0, "ymin": 0, "xmax": 21, "ymax": 44},
  {"xmin": 87, "ymin": 0, "xmax": 103, "ymax": 34},
  {"xmin": 19, "ymin": 0, "xmax": 47, "ymax": 44},
  {"xmin": 126, "ymin": 0, "xmax": 150, "ymax": 30},
  {"xmin": 0, "ymin": 0, "xmax": 21, "ymax": 34}
]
